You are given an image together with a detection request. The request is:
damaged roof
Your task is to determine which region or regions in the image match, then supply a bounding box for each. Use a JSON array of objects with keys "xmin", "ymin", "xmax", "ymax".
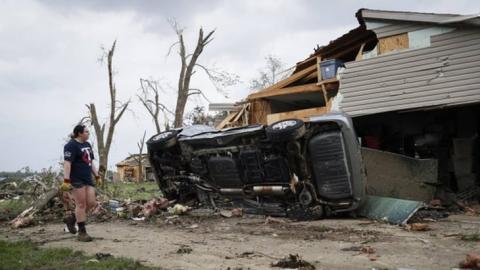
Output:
[
  {"xmin": 292, "ymin": 26, "xmax": 376, "ymax": 74},
  {"xmin": 356, "ymin": 9, "xmax": 480, "ymax": 27},
  {"xmin": 116, "ymin": 154, "xmax": 150, "ymax": 167}
]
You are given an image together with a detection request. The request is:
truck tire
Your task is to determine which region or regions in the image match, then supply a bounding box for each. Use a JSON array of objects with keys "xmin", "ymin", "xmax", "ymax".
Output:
[
  {"xmin": 146, "ymin": 130, "xmax": 178, "ymax": 152},
  {"xmin": 266, "ymin": 119, "xmax": 305, "ymax": 142}
]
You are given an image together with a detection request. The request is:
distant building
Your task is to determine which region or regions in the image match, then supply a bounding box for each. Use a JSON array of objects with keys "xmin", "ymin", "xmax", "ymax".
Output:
[{"xmin": 115, "ymin": 154, "xmax": 154, "ymax": 182}]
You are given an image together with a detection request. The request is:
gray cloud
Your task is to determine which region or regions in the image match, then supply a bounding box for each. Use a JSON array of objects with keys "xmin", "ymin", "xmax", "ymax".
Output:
[{"xmin": 1, "ymin": 0, "xmax": 478, "ymax": 171}]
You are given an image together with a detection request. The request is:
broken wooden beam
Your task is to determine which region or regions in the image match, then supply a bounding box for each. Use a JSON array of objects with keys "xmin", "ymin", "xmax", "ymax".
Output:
[
  {"xmin": 247, "ymin": 64, "xmax": 317, "ymax": 100},
  {"xmin": 248, "ymin": 79, "xmax": 338, "ymax": 100}
]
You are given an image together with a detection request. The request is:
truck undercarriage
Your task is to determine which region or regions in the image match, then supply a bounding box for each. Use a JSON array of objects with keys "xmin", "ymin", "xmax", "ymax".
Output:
[{"xmin": 147, "ymin": 113, "xmax": 366, "ymax": 219}]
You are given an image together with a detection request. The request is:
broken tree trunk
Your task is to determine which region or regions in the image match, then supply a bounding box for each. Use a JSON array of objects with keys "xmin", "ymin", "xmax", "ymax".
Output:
[
  {"xmin": 87, "ymin": 40, "xmax": 130, "ymax": 184},
  {"xmin": 172, "ymin": 26, "xmax": 215, "ymax": 128},
  {"xmin": 10, "ymin": 187, "xmax": 59, "ymax": 228}
]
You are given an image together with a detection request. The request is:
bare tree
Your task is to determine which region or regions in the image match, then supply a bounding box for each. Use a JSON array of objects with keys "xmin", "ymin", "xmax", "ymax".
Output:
[
  {"xmin": 250, "ymin": 55, "xmax": 286, "ymax": 90},
  {"xmin": 168, "ymin": 20, "xmax": 239, "ymax": 128},
  {"xmin": 186, "ymin": 106, "xmax": 213, "ymax": 125},
  {"xmin": 171, "ymin": 22, "xmax": 214, "ymax": 128},
  {"xmin": 138, "ymin": 78, "xmax": 174, "ymax": 133},
  {"xmin": 86, "ymin": 40, "xmax": 130, "ymax": 184},
  {"xmin": 134, "ymin": 131, "xmax": 146, "ymax": 183}
]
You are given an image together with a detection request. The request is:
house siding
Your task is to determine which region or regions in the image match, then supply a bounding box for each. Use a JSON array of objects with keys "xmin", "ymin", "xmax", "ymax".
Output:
[
  {"xmin": 371, "ymin": 22, "xmax": 426, "ymax": 38},
  {"xmin": 339, "ymin": 28, "xmax": 480, "ymax": 117}
]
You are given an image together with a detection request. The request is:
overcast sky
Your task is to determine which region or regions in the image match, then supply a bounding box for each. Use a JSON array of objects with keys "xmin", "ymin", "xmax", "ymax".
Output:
[{"xmin": 1, "ymin": 0, "xmax": 478, "ymax": 172}]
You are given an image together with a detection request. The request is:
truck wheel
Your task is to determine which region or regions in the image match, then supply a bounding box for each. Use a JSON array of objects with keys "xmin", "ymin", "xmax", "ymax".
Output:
[
  {"xmin": 266, "ymin": 119, "xmax": 305, "ymax": 142},
  {"xmin": 146, "ymin": 130, "xmax": 178, "ymax": 152}
]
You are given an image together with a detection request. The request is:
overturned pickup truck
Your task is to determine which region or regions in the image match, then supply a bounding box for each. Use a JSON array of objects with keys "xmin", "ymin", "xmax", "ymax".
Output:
[{"xmin": 147, "ymin": 113, "xmax": 366, "ymax": 219}]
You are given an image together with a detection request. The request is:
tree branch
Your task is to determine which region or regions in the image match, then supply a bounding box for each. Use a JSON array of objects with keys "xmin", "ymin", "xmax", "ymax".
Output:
[{"xmin": 113, "ymin": 101, "xmax": 130, "ymax": 125}]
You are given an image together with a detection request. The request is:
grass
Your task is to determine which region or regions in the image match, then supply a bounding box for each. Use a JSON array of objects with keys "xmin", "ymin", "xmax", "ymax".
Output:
[
  {"xmin": 460, "ymin": 233, "xmax": 480, "ymax": 242},
  {"xmin": 0, "ymin": 240, "xmax": 162, "ymax": 270},
  {"xmin": 102, "ymin": 182, "xmax": 162, "ymax": 202},
  {"xmin": 0, "ymin": 197, "xmax": 32, "ymax": 221}
]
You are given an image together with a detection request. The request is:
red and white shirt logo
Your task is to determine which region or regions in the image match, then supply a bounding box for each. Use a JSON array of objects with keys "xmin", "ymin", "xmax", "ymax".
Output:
[{"xmin": 80, "ymin": 147, "xmax": 93, "ymax": 166}]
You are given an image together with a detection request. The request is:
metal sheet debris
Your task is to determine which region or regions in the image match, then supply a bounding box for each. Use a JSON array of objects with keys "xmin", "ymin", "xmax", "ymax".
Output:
[{"xmin": 358, "ymin": 195, "xmax": 425, "ymax": 225}]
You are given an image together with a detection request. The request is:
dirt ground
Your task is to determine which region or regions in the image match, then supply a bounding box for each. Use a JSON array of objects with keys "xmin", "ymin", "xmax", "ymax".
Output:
[{"xmin": 1, "ymin": 212, "xmax": 479, "ymax": 270}]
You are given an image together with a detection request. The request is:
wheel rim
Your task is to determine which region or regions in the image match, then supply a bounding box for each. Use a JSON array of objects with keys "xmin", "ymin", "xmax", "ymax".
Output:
[
  {"xmin": 272, "ymin": 120, "xmax": 297, "ymax": 130},
  {"xmin": 152, "ymin": 131, "xmax": 172, "ymax": 141}
]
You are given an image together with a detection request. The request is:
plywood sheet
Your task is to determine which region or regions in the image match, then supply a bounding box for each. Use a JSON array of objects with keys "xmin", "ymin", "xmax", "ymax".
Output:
[
  {"xmin": 266, "ymin": 106, "xmax": 328, "ymax": 125},
  {"xmin": 249, "ymin": 99, "xmax": 271, "ymax": 125},
  {"xmin": 378, "ymin": 33, "xmax": 409, "ymax": 54}
]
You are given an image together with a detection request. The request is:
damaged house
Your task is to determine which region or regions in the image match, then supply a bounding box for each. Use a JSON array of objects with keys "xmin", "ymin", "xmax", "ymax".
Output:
[
  {"xmin": 220, "ymin": 9, "xmax": 480, "ymax": 202},
  {"xmin": 116, "ymin": 154, "xmax": 155, "ymax": 182}
]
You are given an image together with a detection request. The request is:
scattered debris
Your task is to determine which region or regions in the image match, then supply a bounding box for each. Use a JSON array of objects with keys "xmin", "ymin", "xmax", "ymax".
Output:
[
  {"xmin": 165, "ymin": 215, "xmax": 180, "ymax": 225},
  {"xmin": 341, "ymin": 245, "xmax": 376, "ymax": 254},
  {"xmin": 429, "ymin": 199, "xmax": 442, "ymax": 208},
  {"xmin": 10, "ymin": 211, "xmax": 34, "ymax": 229},
  {"xmin": 455, "ymin": 201, "xmax": 480, "ymax": 215},
  {"xmin": 176, "ymin": 245, "xmax": 193, "ymax": 254},
  {"xmin": 188, "ymin": 224, "xmax": 199, "ymax": 229},
  {"xmin": 108, "ymin": 200, "xmax": 121, "ymax": 213},
  {"xmin": 341, "ymin": 246, "xmax": 362, "ymax": 252},
  {"xmin": 464, "ymin": 204, "xmax": 480, "ymax": 216},
  {"xmin": 368, "ymin": 254, "xmax": 379, "ymax": 261},
  {"xmin": 238, "ymin": 251, "xmax": 258, "ymax": 258},
  {"xmin": 231, "ymin": 208, "xmax": 243, "ymax": 217},
  {"xmin": 357, "ymin": 195, "xmax": 425, "ymax": 225},
  {"xmin": 168, "ymin": 204, "xmax": 190, "ymax": 215},
  {"xmin": 265, "ymin": 216, "xmax": 287, "ymax": 225},
  {"xmin": 459, "ymin": 254, "xmax": 480, "ymax": 269},
  {"xmin": 360, "ymin": 246, "xmax": 376, "ymax": 254},
  {"xmin": 408, "ymin": 208, "xmax": 448, "ymax": 223},
  {"xmin": 91, "ymin": 203, "xmax": 109, "ymax": 218},
  {"xmin": 406, "ymin": 223, "xmax": 431, "ymax": 232},
  {"xmin": 142, "ymin": 197, "xmax": 169, "ymax": 217},
  {"xmin": 271, "ymin": 254, "xmax": 315, "ymax": 270},
  {"xmin": 341, "ymin": 244, "xmax": 379, "ymax": 261},
  {"xmin": 9, "ymin": 188, "xmax": 60, "ymax": 228},
  {"xmin": 220, "ymin": 208, "xmax": 243, "ymax": 218},
  {"xmin": 95, "ymin": 252, "xmax": 113, "ymax": 260},
  {"xmin": 128, "ymin": 204, "xmax": 143, "ymax": 217},
  {"xmin": 220, "ymin": 210, "xmax": 233, "ymax": 218},
  {"xmin": 456, "ymin": 186, "xmax": 480, "ymax": 203},
  {"xmin": 116, "ymin": 207, "xmax": 127, "ymax": 218},
  {"xmin": 86, "ymin": 259, "xmax": 100, "ymax": 264}
]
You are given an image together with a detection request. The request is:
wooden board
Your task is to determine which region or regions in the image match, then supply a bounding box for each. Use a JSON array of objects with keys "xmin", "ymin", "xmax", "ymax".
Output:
[
  {"xmin": 247, "ymin": 64, "xmax": 317, "ymax": 100},
  {"xmin": 266, "ymin": 106, "xmax": 329, "ymax": 125},
  {"xmin": 249, "ymin": 99, "xmax": 271, "ymax": 125},
  {"xmin": 298, "ymin": 70, "xmax": 318, "ymax": 83},
  {"xmin": 316, "ymin": 56, "xmax": 322, "ymax": 82},
  {"xmin": 248, "ymin": 83, "xmax": 321, "ymax": 100},
  {"xmin": 378, "ymin": 33, "xmax": 409, "ymax": 55},
  {"xmin": 216, "ymin": 111, "xmax": 238, "ymax": 129},
  {"xmin": 249, "ymin": 79, "xmax": 338, "ymax": 100}
]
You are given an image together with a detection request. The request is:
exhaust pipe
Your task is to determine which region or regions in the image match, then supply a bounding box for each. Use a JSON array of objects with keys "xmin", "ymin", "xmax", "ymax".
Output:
[
  {"xmin": 219, "ymin": 188, "xmax": 244, "ymax": 195},
  {"xmin": 252, "ymin": 185, "xmax": 290, "ymax": 195}
]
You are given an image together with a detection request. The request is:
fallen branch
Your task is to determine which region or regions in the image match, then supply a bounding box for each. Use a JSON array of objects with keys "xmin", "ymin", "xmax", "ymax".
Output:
[{"xmin": 9, "ymin": 187, "xmax": 59, "ymax": 228}]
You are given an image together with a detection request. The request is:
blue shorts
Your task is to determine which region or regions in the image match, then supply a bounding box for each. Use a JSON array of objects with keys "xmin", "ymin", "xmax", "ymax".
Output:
[{"xmin": 72, "ymin": 178, "xmax": 95, "ymax": 188}]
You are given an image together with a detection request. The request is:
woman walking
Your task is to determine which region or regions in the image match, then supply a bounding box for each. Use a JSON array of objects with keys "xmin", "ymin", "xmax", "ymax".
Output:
[{"xmin": 62, "ymin": 124, "xmax": 100, "ymax": 241}]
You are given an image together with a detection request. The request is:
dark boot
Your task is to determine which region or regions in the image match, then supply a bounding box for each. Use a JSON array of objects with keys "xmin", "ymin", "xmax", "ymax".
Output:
[
  {"xmin": 76, "ymin": 222, "xmax": 92, "ymax": 242},
  {"xmin": 77, "ymin": 232, "xmax": 93, "ymax": 242},
  {"xmin": 63, "ymin": 214, "xmax": 77, "ymax": 234}
]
